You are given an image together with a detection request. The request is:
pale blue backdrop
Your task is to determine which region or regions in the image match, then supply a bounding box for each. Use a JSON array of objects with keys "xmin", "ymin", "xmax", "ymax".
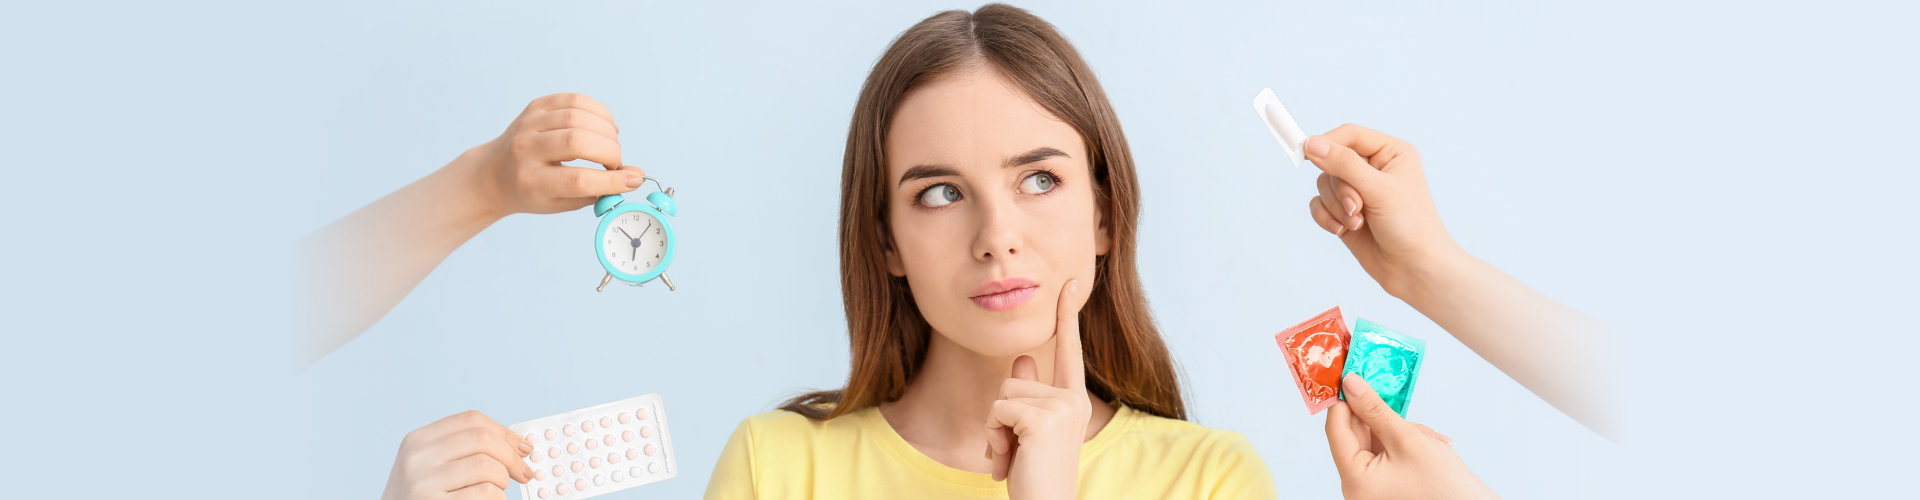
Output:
[{"xmin": 1, "ymin": 1, "xmax": 1915, "ymax": 499}]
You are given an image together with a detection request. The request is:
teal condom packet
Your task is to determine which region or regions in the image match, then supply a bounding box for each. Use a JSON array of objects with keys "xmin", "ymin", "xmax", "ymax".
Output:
[{"xmin": 1339, "ymin": 318, "xmax": 1426, "ymax": 417}]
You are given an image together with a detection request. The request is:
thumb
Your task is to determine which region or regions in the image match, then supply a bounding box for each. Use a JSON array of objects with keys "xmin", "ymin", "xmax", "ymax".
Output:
[
  {"xmin": 543, "ymin": 164, "xmax": 648, "ymax": 199},
  {"xmin": 1341, "ymin": 373, "xmax": 1411, "ymax": 446},
  {"xmin": 1011, "ymin": 355, "xmax": 1039, "ymax": 381}
]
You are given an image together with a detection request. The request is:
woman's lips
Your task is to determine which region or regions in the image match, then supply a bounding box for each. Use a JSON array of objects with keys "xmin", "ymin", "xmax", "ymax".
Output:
[{"xmin": 970, "ymin": 278, "xmax": 1039, "ymax": 312}]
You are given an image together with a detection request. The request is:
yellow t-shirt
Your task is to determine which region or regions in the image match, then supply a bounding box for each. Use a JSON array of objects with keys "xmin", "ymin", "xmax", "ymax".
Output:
[{"xmin": 702, "ymin": 404, "xmax": 1277, "ymax": 499}]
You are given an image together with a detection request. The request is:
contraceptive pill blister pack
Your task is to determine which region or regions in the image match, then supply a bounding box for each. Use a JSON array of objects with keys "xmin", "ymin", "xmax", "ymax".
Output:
[{"xmin": 510, "ymin": 393, "xmax": 677, "ymax": 499}]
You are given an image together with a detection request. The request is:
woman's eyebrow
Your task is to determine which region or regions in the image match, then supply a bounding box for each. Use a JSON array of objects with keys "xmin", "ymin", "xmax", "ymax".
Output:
[
  {"xmin": 1006, "ymin": 146, "xmax": 1069, "ymax": 168},
  {"xmin": 896, "ymin": 147, "xmax": 1071, "ymax": 187}
]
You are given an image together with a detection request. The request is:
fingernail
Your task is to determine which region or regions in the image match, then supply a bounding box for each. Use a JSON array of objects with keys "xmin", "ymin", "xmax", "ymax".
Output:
[
  {"xmin": 1347, "ymin": 216, "xmax": 1364, "ymax": 232},
  {"xmin": 625, "ymin": 173, "xmax": 645, "ymax": 188},
  {"xmin": 1344, "ymin": 197, "xmax": 1360, "ymax": 217},
  {"xmin": 518, "ymin": 440, "xmax": 533, "ymax": 455},
  {"xmin": 1308, "ymin": 137, "xmax": 1330, "ymax": 157}
]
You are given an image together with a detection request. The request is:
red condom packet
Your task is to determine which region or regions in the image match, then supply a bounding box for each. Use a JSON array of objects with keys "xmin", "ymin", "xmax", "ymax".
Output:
[{"xmin": 1275, "ymin": 307, "xmax": 1351, "ymax": 414}]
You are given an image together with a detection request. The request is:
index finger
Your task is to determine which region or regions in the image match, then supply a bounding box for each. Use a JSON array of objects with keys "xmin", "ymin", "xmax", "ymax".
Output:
[
  {"xmin": 526, "ymin": 92, "xmax": 618, "ymax": 132},
  {"xmin": 1052, "ymin": 279, "xmax": 1085, "ymax": 390},
  {"xmin": 1315, "ymin": 123, "xmax": 1407, "ymax": 164}
]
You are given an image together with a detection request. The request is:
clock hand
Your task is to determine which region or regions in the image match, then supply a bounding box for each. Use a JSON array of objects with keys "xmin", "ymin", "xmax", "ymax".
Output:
[
  {"xmin": 618, "ymin": 227, "xmax": 636, "ymax": 241},
  {"xmin": 641, "ymin": 221, "xmax": 653, "ymax": 235}
]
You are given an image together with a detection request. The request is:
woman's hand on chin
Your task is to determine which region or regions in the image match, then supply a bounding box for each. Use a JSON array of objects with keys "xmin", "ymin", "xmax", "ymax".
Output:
[{"xmin": 986, "ymin": 279, "xmax": 1090, "ymax": 500}]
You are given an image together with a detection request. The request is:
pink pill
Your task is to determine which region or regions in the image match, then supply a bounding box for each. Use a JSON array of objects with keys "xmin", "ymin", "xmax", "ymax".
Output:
[
  {"xmin": 618, "ymin": 413, "xmax": 632, "ymax": 424},
  {"xmin": 644, "ymin": 444, "xmax": 657, "ymax": 456},
  {"xmin": 640, "ymin": 426, "xmax": 653, "ymax": 438},
  {"xmin": 537, "ymin": 488, "xmax": 551, "ymax": 499},
  {"xmin": 622, "ymin": 430, "xmax": 635, "ymax": 442},
  {"xmin": 634, "ymin": 408, "xmax": 648, "ymax": 420},
  {"xmin": 562, "ymin": 424, "xmax": 575, "ymax": 436},
  {"xmin": 585, "ymin": 439, "xmax": 599, "ymax": 450},
  {"xmin": 608, "ymin": 452, "xmax": 622, "ymax": 464},
  {"xmin": 547, "ymin": 448, "xmax": 560, "ymax": 459},
  {"xmin": 533, "ymin": 469, "xmax": 545, "ymax": 480},
  {"xmin": 556, "ymin": 483, "xmax": 569, "ymax": 495},
  {"xmin": 571, "ymin": 461, "xmax": 584, "ymax": 472},
  {"xmin": 581, "ymin": 420, "xmax": 594, "ymax": 433},
  {"xmin": 551, "ymin": 465, "xmax": 564, "ymax": 477},
  {"xmin": 590, "ymin": 457, "xmax": 602, "ymax": 468},
  {"xmin": 626, "ymin": 449, "xmax": 639, "ymax": 460},
  {"xmin": 575, "ymin": 479, "xmax": 587, "ymax": 491},
  {"xmin": 544, "ymin": 428, "xmax": 557, "ymax": 440},
  {"xmin": 530, "ymin": 451, "xmax": 544, "ymax": 463},
  {"xmin": 604, "ymin": 435, "xmax": 616, "ymax": 446},
  {"xmin": 567, "ymin": 442, "xmax": 580, "ymax": 454}
]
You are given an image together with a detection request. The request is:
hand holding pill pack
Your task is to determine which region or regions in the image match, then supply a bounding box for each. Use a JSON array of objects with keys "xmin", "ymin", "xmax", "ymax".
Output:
[
  {"xmin": 1276, "ymin": 309, "xmax": 1427, "ymax": 417},
  {"xmin": 509, "ymin": 393, "xmax": 677, "ymax": 499}
]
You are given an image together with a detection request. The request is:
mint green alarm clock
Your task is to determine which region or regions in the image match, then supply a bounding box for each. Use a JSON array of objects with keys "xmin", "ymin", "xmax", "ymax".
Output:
[{"xmin": 593, "ymin": 177, "xmax": 678, "ymax": 292}]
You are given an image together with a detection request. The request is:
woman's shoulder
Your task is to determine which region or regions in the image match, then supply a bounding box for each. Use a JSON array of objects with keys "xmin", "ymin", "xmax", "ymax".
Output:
[
  {"xmin": 728, "ymin": 405, "xmax": 874, "ymax": 446},
  {"xmin": 1102, "ymin": 405, "xmax": 1263, "ymax": 462}
]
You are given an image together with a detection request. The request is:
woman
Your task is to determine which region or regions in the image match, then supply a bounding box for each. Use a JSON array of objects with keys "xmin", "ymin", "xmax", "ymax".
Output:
[{"xmin": 702, "ymin": 5, "xmax": 1272, "ymax": 499}]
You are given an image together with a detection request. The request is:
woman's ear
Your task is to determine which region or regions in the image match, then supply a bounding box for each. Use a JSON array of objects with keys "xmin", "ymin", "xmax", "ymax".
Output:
[
  {"xmin": 1095, "ymin": 200, "xmax": 1113, "ymax": 256},
  {"xmin": 883, "ymin": 223, "xmax": 908, "ymax": 277}
]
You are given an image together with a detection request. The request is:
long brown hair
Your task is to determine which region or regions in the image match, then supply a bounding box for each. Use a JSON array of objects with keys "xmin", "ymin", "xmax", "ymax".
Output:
[{"xmin": 782, "ymin": 3, "xmax": 1186, "ymax": 421}]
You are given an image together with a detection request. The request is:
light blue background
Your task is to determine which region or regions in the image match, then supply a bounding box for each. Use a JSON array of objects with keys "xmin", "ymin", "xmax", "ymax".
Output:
[{"xmin": 2, "ymin": 1, "xmax": 1915, "ymax": 498}]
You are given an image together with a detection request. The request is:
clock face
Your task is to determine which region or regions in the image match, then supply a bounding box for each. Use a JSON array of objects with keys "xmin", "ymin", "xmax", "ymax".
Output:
[{"xmin": 604, "ymin": 210, "xmax": 669, "ymax": 276}]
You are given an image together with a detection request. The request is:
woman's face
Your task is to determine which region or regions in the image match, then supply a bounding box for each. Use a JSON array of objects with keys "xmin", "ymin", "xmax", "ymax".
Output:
[{"xmin": 883, "ymin": 64, "xmax": 1109, "ymax": 358}]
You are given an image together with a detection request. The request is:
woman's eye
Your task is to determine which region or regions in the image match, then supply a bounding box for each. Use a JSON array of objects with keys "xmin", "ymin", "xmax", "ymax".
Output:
[
  {"xmin": 918, "ymin": 184, "xmax": 961, "ymax": 207},
  {"xmin": 1018, "ymin": 172, "xmax": 1057, "ymax": 194}
]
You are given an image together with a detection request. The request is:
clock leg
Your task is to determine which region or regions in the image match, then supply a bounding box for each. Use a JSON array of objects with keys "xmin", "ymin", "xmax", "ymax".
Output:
[
  {"xmin": 597, "ymin": 273, "xmax": 614, "ymax": 293},
  {"xmin": 659, "ymin": 273, "xmax": 675, "ymax": 291}
]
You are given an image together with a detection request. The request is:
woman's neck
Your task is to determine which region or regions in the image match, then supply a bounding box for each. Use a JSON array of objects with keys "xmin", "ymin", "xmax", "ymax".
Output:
[{"xmin": 877, "ymin": 330, "xmax": 1117, "ymax": 474}]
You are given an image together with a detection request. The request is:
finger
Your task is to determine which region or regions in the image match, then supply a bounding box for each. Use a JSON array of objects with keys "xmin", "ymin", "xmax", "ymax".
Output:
[
  {"xmin": 1011, "ymin": 355, "xmax": 1040, "ymax": 382},
  {"xmin": 1328, "ymin": 174, "xmax": 1364, "ymax": 230},
  {"xmin": 985, "ymin": 398, "xmax": 1048, "ymax": 438},
  {"xmin": 527, "ymin": 107, "xmax": 619, "ymax": 139},
  {"xmin": 1305, "ymin": 134, "xmax": 1388, "ymax": 193},
  {"xmin": 534, "ymin": 164, "xmax": 648, "ymax": 199},
  {"xmin": 1309, "ymin": 196, "xmax": 1345, "ymax": 236},
  {"xmin": 1323, "ymin": 401, "xmax": 1373, "ymax": 477},
  {"xmin": 1314, "ymin": 174, "xmax": 1346, "ymax": 232},
  {"xmin": 1413, "ymin": 423, "xmax": 1454, "ymax": 446},
  {"xmin": 435, "ymin": 454, "xmax": 513, "ymax": 494},
  {"xmin": 1316, "ymin": 123, "xmax": 1413, "ymax": 169},
  {"xmin": 520, "ymin": 128, "xmax": 622, "ymax": 168},
  {"xmin": 422, "ymin": 428, "xmax": 535, "ymax": 483},
  {"xmin": 989, "ymin": 427, "xmax": 1015, "ymax": 481},
  {"xmin": 1340, "ymin": 373, "xmax": 1412, "ymax": 447},
  {"xmin": 526, "ymin": 92, "xmax": 618, "ymax": 133},
  {"xmin": 1052, "ymin": 279, "xmax": 1086, "ymax": 390},
  {"xmin": 1000, "ymin": 376, "xmax": 1060, "ymax": 400},
  {"xmin": 444, "ymin": 481, "xmax": 507, "ymax": 500},
  {"xmin": 409, "ymin": 411, "xmax": 523, "ymax": 453}
]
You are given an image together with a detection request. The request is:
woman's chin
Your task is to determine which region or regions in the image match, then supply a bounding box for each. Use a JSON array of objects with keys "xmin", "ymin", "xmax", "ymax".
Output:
[{"xmin": 939, "ymin": 315, "xmax": 1058, "ymax": 358}]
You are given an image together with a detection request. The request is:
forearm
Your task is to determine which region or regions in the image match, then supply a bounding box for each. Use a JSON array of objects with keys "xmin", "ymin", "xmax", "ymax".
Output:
[
  {"xmin": 301, "ymin": 149, "xmax": 505, "ymax": 364},
  {"xmin": 1396, "ymin": 247, "xmax": 1618, "ymax": 440}
]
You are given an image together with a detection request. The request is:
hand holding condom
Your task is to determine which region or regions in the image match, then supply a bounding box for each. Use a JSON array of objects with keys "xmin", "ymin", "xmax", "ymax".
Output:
[{"xmin": 1325, "ymin": 374, "xmax": 1497, "ymax": 500}]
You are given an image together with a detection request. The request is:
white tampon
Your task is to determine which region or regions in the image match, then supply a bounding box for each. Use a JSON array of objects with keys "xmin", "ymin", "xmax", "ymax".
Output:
[{"xmin": 1252, "ymin": 88, "xmax": 1308, "ymax": 166}]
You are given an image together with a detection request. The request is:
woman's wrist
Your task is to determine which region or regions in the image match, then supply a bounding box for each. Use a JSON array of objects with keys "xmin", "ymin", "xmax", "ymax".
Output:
[
  {"xmin": 1387, "ymin": 240, "xmax": 1476, "ymax": 312},
  {"xmin": 433, "ymin": 144, "xmax": 513, "ymax": 232}
]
